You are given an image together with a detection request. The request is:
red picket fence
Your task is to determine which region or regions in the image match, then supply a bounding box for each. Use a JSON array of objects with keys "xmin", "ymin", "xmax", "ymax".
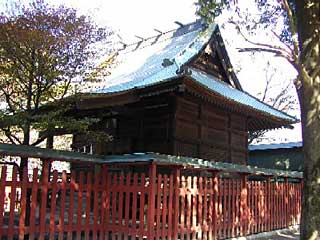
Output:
[
  {"xmin": 0, "ymin": 163, "xmax": 302, "ymax": 240},
  {"xmin": 174, "ymin": 175, "xmax": 301, "ymax": 239}
]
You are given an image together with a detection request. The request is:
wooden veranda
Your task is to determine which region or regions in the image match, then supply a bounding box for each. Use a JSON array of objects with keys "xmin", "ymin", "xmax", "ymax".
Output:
[{"xmin": 0, "ymin": 144, "xmax": 302, "ymax": 239}]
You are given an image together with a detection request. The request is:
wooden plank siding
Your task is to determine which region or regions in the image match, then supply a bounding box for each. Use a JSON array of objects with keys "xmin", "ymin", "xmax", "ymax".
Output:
[
  {"xmin": 174, "ymin": 96, "xmax": 248, "ymax": 164},
  {"xmin": 73, "ymin": 95, "xmax": 175, "ymax": 157},
  {"xmin": 72, "ymin": 90, "xmax": 249, "ymax": 167}
]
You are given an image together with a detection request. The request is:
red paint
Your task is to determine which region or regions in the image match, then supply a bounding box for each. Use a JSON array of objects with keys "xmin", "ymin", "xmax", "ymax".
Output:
[{"xmin": 0, "ymin": 162, "xmax": 303, "ymax": 240}]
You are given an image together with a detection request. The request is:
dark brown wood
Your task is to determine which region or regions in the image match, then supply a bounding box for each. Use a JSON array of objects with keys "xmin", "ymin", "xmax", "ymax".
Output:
[{"xmin": 72, "ymin": 88, "xmax": 251, "ymax": 166}]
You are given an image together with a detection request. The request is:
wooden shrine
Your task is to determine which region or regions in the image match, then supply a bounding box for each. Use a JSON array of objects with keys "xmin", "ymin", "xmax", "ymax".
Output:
[{"xmin": 71, "ymin": 21, "xmax": 296, "ymax": 165}]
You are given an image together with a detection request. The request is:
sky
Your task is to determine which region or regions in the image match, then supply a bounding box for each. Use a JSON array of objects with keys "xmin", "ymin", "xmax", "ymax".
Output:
[{"xmin": 1, "ymin": 0, "xmax": 302, "ymax": 144}]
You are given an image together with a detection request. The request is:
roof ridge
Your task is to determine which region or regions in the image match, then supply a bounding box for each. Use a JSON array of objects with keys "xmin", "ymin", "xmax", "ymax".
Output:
[{"xmin": 117, "ymin": 20, "xmax": 204, "ymax": 53}]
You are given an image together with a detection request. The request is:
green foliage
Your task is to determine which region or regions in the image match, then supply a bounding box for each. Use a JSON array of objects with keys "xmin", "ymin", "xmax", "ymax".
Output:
[
  {"xmin": 255, "ymin": 0, "xmax": 295, "ymax": 44},
  {"xmin": 196, "ymin": 0, "xmax": 295, "ymax": 44},
  {"xmin": 0, "ymin": 0, "xmax": 112, "ymax": 146},
  {"xmin": 195, "ymin": 0, "xmax": 230, "ymax": 24}
]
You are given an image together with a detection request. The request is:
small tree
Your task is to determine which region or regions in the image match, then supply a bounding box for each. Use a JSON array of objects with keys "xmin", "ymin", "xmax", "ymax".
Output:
[{"xmin": 0, "ymin": 0, "xmax": 112, "ymax": 174}]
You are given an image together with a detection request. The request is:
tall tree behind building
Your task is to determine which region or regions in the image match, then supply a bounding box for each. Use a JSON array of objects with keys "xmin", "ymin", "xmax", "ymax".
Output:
[{"xmin": 196, "ymin": 0, "xmax": 320, "ymax": 238}]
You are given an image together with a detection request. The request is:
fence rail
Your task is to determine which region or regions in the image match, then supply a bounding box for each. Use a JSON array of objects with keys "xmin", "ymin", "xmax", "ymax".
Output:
[{"xmin": 0, "ymin": 162, "xmax": 301, "ymax": 240}]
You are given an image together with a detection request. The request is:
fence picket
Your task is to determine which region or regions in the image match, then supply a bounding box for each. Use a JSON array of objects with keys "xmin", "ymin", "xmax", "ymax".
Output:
[
  {"xmin": 203, "ymin": 177, "xmax": 208, "ymax": 240},
  {"xmin": 28, "ymin": 168, "xmax": 39, "ymax": 239},
  {"xmin": 192, "ymin": 176, "xmax": 197, "ymax": 240},
  {"xmin": 49, "ymin": 171, "xmax": 58, "ymax": 240},
  {"xmin": 102, "ymin": 167, "xmax": 109, "ymax": 240},
  {"xmin": 18, "ymin": 167, "xmax": 28, "ymax": 240},
  {"xmin": 8, "ymin": 166, "xmax": 18, "ymax": 240},
  {"xmin": 58, "ymin": 171, "xmax": 67, "ymax": 240},
  {"xmin": 0, "ymin": 166, "xmax": 7, "ymax": 239},
  {"xmin": 139, "ymin": 173, "xmax": 146, "ymax": 238},
  {"xmin": 0, "ymin": 161, "xmax": 303, "ymax": 240},
  {"xmin": 39, "ymin": 161, "xmax": 49, "ymax": 240},
  {"xmin": 186, "ymin": 176, "xmax": 192, "ymax": 240},
  {"xmin": 198, "ymin": 177, "xmax": 203, "ymax": 239},
  {"xmin": 132, "ymin": 173, "xmax": 138, "ymax": 237},
  {"xmin": 156, "ymin": 174, "xmax": 162, "ymax": 240},
  {"xmin": 167, "ymin": 174, "xmax": 174, "ymax": 240},
  {"xmin": 124, "ymin": 173, "xmax": 131, "ymax": 240},
  {"xmin": 92, "ymin": 171, "xmax": 100, "ymax": 240},
  {"xmin": 85, "ymin": 172, "xmax": 92, "ymax": 240},
  {"xmin": 162, "ymin": 174, "xmax": 168, "ymax": 239},
  {"xmin": 76, "ymin": 171, "xmax": 84, "ymax": 240},
  {"xmin": 67, "ymin": 171, "xmax": 76, "ymax": 240}
]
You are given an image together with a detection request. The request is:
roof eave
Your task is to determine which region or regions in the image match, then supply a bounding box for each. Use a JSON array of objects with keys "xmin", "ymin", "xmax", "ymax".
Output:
[{"xmin": 182, "ymin": 75, "xmax": 297, "ymax": 130}]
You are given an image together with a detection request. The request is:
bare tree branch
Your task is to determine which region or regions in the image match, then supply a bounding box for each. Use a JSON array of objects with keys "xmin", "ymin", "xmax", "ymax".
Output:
[
  {"xmin": 31, "ymin": 134, "xmax": 49, "ymax": 146},
  {"xmin": 229, "ymin": 20, "xmax": 294, "ymax": 57},
  {"xmin": 1, "ymin": 127, "xmax": 22, "ymax": 144}
]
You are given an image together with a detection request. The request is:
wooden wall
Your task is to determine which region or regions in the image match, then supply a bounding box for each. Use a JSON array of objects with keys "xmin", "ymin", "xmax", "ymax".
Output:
[
  {"xmin": 73, "ymin": 95, "xmax": 175, "ymax": 156},
  {"xmin": 73, "ymin": 93, "xmax": 248, "ymax": 165},
  {"xmin": 173, "ymin": 96, "xmax": 248, "ymax": 164}
]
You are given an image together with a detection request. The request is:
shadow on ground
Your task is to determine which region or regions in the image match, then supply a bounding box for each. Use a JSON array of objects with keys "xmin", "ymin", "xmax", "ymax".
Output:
[{"xmin": 256, "ymin": 229, "xmax": 300, "ymax": 240}]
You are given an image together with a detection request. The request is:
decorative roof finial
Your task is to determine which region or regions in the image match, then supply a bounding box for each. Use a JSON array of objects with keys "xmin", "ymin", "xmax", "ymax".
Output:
[
  {"xmin": 119, "ymin": 41, "xmax": 127, "ymax": 49},
  {"xmin": 174, "ymin": 21, "xmax": 184, "ymax": 28},
  {"xmin": 134, "ymin": 35, "xmax": 145, "ymax": 41},
  {"xmin": 154, "ymin": 29, "xmax": 163, "ymax": 35}
]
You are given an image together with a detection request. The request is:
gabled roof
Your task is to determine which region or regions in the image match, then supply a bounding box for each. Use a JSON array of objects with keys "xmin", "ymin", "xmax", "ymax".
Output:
[
  {"xmin": 96, "ymin": 21, "xmax": 216, "ymax": 93},
  {"xmin": 92, "ymin": 20, "xmax": 297, "ymax": 126}
]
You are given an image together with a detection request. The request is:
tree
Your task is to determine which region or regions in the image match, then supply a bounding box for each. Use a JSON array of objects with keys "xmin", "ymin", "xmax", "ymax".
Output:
[
  {"xmin": 196, "ymin": 0, "xmax": 320, "ymax": 238},
  {"xmin": 249, "ymin": 61, "xmax": 298, "ymax": 144},
  {"xmin": 0, "ymin": 0, "xmax": 111, "ymax": 174}
]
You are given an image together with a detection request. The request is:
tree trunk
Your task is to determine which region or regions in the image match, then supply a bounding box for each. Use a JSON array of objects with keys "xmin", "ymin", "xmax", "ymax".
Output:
[
  {"xmin": 294, "ymin": 1, "xmax": 320, "ymax": 238},
  {"xmin": 21, "ymin": 125, "xmax": 31, "ymax": 235},
  {"xmin": 299, "ymin": 78, "xmax": 320, "ymax": 239}
]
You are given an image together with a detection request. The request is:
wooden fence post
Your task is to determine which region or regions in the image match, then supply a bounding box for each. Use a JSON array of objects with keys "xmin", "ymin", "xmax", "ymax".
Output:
[
  {"xmin": 102, "ymin": 166, "xmax": 109, "ymax": 240},
  {"xmin": 284, "ymin": 177, "xmax": 289, "ymax": 228},
  {"xmin": 211, "ymin": 170, "xmax": 219, "ymax": 240},
  {"xmin": 172, "ymin": 167, "xmax": 181, "ymax": 239},
  {"xmin": 18, "ymin": 167, "xmax": 28, "ymax": 240},
  {"xmin": 240, "ymin": 173, "xmax": 249, "ymax": 236},
  {"xmin": 298, "ymin": 179, "xmax": 303, "ymax": 225},
  {"xmin": 265, "ymin": 176, "xmax": 271, "ymax": 232},
  {"xmin": 39, "ymin": 160, "xmax": 50, "ymax": 240},
  {"xmin": 0, "ymin": 166, "xmax": 7, "ymax": 240},
  {"xmin": 147, "ymin": 162, "xmax": 157, "ymax": 239}
]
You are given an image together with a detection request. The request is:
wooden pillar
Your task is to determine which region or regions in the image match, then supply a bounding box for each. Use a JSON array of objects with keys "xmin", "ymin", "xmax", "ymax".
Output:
[
  {"xmin": 173, "ymin": 167, "xmax": 181, "ymax": 239},
  {"xmin": 240, "ymin": 174, "xmax": 249, "ymax": 236},
  {"xmin": 147, "ymin": 162, "xmax": 157, "ymax": 239}
]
